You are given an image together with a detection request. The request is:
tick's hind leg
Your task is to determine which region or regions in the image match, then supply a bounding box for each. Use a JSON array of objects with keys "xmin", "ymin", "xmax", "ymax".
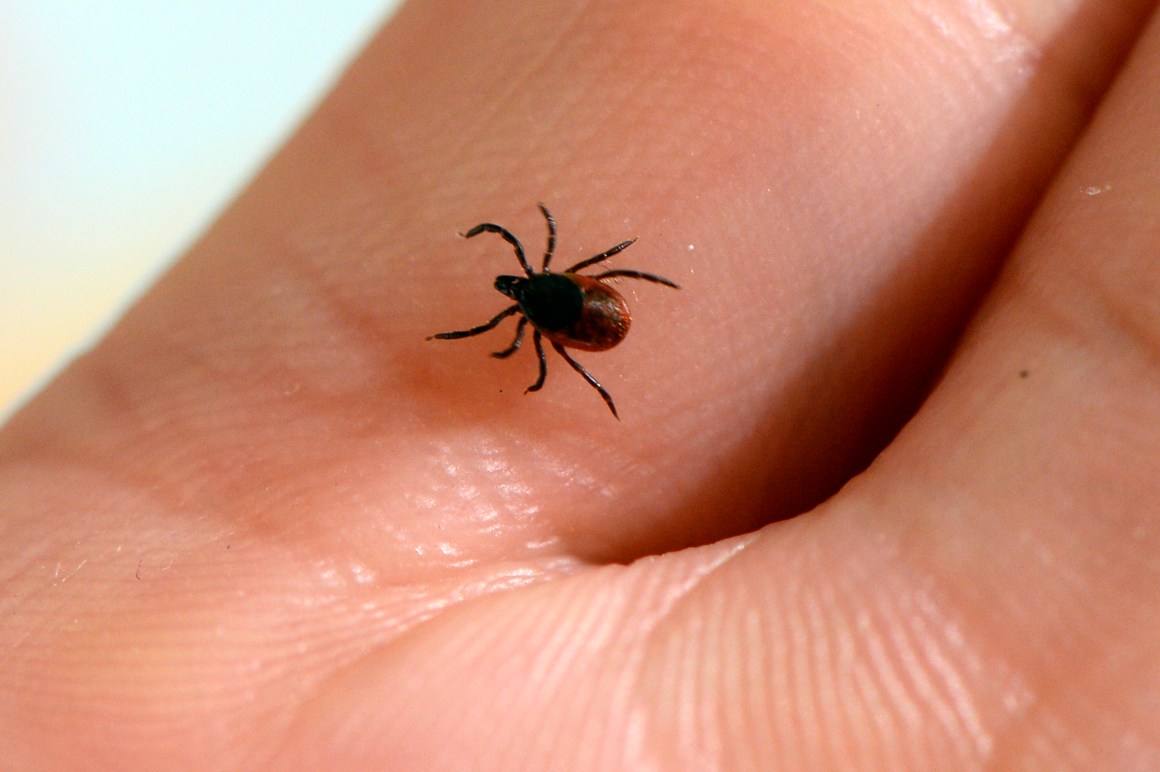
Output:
[
  {"xmin": 428, "ymin": 304, "xmax": 520, "ymax": 340},
  {"xmin": 492, "ymin": 316, "xmax": 527, "ymax": 358},
  {"xmin": 564, "ymin": 238, "xmax": 637, "ymax": 274},
  {"xmin": 525, "ymin": 331, "xmax": 548, "ymax": 393},
  {"xmin": 591, "ymin": 269, "xmax": 680, "ymax": 289},
  {"xmin": 551, "ymin": 342, "xmax": 619, "ymax": 419},
  {"xmin": 464, "ymin": 222, "xmax": 534, "ymax": 276}
]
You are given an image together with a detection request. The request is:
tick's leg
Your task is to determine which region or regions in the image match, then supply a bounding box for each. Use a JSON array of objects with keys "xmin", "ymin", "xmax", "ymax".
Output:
[
  {"xmin": 589, "ymin": 269, "xmax": 680, "ymax": 289},
  {"xmin": 428, "ymin": 304, "xmax": 520, "ymax": 340},
  {"xmin": 464, "ymin": 222, "xmax": 534, "ymax": 277},
  {"xmin": 564, "ymin": 238, "xmax": 637, "ymax": 274},
  {"xmin": 492, "ymin": 316, "xmax": 527, "ymax": 358},
  {"xmin": 538, "ymin": 203, "xmax": 557, "ymax": 272},
  {"xmin": 526, "ymin": 331, "xmax": 548, "ymax": 393},
  {"xmin": 551, "ymin": 342, "xmax": 619, "ymax": 419}
]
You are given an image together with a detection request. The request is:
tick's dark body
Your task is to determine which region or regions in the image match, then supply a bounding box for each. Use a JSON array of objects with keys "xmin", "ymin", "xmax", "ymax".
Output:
[
  {"xmin": 429, "ymin": 204, "xmax": 678, "ymax": 418},
  {"xmin": 497, "ymin": 272, "xmax": 630, "ymax": 352}
]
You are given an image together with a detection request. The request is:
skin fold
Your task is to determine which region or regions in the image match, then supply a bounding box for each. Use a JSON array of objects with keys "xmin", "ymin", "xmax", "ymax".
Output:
[{"xmin": 1, "ymin": 0, "xmax": 1159, "ymax": 767}]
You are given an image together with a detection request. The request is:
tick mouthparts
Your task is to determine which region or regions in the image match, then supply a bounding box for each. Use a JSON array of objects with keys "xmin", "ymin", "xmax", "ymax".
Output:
[{"xmin": 494, "ymin": 275, "xmax": 525, "ymax": 296}]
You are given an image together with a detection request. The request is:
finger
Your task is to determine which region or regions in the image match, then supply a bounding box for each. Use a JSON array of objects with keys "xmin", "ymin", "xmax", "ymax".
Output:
[
  {"xmin": 7, "ymin": 0, "xmax": 1147, "ymax": 571},
  {"xmin": 0, "ymin": 0, "xmax": 1156, "ymax": 764},
  {"xmin": 831, "ymin": 9, "xmax": 1160, "ymax": 763},
  {"xmin": 273, "ymin": 10, "xmax": 1160, "ymax": 766}
]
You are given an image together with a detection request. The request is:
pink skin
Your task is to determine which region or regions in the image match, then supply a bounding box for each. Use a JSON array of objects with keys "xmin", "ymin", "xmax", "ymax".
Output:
[{"xmin": 2, "ymin": 0, "xmax": 1160, "ymax": 767}]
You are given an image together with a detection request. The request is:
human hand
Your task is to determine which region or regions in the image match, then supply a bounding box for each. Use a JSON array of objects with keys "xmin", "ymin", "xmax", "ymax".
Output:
[{"xmin": 3, "ymin": 0, "xmax": 1159, "ymax": 767}]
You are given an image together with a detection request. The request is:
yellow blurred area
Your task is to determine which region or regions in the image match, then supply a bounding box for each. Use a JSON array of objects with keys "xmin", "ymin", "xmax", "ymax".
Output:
[
  {"xmin": 0, "ymin": 1, "xmax": 394, "ymax": 421},
  {"xmin": 0, "ymin": 215, "xmax": 176, "ymax": 417}
]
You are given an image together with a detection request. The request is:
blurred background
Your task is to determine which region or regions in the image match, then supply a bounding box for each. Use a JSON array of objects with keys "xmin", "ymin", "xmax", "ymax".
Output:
[{"xmin": 1, "ymin": 1, "xmax": 402, "ymax": 420}]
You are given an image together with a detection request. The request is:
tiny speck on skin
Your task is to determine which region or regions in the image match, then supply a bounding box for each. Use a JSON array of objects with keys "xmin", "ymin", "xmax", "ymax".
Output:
[{"xmin": 1019, "ymin": 369, "xmax": 1030, "ymax": 379}]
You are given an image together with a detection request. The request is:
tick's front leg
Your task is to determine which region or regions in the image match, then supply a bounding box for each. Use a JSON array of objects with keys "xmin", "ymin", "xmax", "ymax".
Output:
[{"xmin": 428, "ymin": 304, "xmax": 520, "ymax": 340}]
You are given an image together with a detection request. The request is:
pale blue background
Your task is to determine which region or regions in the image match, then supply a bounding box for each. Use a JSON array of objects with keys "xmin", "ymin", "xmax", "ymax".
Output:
[{"xmin": 1, "ymin": 1, "xmax": 402, "ymax": 417}]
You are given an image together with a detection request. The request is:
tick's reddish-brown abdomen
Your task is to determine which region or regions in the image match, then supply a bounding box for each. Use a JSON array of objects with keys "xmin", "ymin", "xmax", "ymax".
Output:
[{"xmin": 540, "ymin": 273, "xmax": 630, "ymax": 351}]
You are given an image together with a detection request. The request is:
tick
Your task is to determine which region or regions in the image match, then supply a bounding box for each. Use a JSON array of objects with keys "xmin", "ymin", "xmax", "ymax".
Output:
[{"xmin": 428, "ymin": 204, "xmax": 679, "ymax": 419}]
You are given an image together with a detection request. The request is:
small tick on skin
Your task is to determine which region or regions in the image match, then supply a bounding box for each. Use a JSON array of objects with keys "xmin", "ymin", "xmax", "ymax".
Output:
[{"xmin": 428, "ymin": 204, "xmax": 679, "ymax": 419}]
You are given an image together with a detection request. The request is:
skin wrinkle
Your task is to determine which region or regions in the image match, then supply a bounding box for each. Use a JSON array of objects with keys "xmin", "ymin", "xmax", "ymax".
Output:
[{"xmin": 910, "ymin": 590, "xmax": 992, "ymax": 756}]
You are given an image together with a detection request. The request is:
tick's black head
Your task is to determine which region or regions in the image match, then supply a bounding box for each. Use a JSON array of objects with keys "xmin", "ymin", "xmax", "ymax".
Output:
[
  {"xmin": 494, "ymin": 275, "xmax": 527, "ymax": 299},
  {"xmin": 495, "ymin": 272, "xmax": 583, "ymax": 331}
]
